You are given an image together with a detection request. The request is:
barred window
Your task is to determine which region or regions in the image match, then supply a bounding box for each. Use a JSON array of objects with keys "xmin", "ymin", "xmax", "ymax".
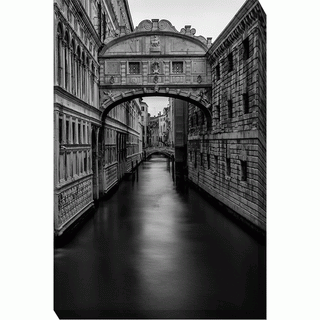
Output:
[
  {"xmin": 241, "ymin": 160, "xmax": 247, "ymax": 181},
  {"xmin": 243, "ymin": 37, "xmax": 250, "ymax": 60},
  {"xmin": 215, "ymin": 64, "xmax": 220, "ymax": 80},
  {"xmin": 226, "ymin": 157, "xmax": 231, "ymax": 176},
  {"xmin": 228, "ymin": 52, "xmax": 233, "ymax": 72},
  {"xmin": 172, "ymin": 61, "xmax": 183, "ymax": 74},
  {"xmin": 129, "ymin": 62, "xmax": 140, "ymax": 74},
  {"xmin": 228, "ymin": 100, "xmax": 233, "ymax": 118},
  {"xmin": 243, "ymin": 93, "xmax": 249, "ymax": 114},
  {"xmin": 216, "ymin": 105, "xmax": 220, "ymax": 121}
]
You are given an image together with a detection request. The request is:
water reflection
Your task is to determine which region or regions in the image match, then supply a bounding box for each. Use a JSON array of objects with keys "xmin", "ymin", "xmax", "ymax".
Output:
[{"xmin": 55, "ymin": 155, "xmax": 266, "ymax": 319}]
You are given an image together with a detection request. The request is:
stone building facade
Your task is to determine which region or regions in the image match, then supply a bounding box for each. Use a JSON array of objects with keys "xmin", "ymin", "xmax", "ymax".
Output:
[
  {"xmin": 53, "ymin": 0, "xmax": 142, "ymax": 237},
  {"xmin": 188, "ymin": 0, "xmax": 266, "ymax": 231}
]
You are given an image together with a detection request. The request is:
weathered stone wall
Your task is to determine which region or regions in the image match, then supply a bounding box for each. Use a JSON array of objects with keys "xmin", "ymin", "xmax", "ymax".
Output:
[{"xmin": 188, "ymin": 0, "xmax": 266, "ymax": 232}]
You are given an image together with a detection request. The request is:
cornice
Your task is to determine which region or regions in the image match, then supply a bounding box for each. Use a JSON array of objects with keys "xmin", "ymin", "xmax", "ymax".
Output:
[
  {"xmin": 100, "ymin": 31, "xmax": 209, "ymax": 56},
  {"xmin": 98, "ymin": 53, "xmax": 207, "ymax": 60},
  {"xmin": 72, "ymin": 0, "xmax": 102, "ymax": 46},
  {"xmin": 206, "ymin": 0, "xmax": 266, "ymax": 63},
  {"xmin": 54, "ymin": 85, "xmax": 101, "ymax": 115}
]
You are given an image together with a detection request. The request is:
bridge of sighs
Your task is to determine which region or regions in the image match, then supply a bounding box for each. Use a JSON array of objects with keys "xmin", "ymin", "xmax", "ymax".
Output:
[{"xmin": 98, "ymin": 19, "xmax": 213, "ymax": 127}]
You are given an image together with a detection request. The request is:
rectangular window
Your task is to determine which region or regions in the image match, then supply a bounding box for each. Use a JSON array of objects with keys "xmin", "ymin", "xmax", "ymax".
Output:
[
  {"xmin": 228, "ymin": 52, "xmax": 233, "ymax": 72},
  {"xmin": 141, "ymin": 116, "xmax": 144, "ymax": 122},
  {"xmin": 129, "ymin": 62, "xmax": 140, "ymax": 74},
  {"xmin": 243, "ymin": 93, "xmax": 249, "ymax": 114},
  {"xmin": 207, "ymin": 154, "xmax": 210, "ymax": 169},
  {"xmin": 215, "ymin": 155, "xmax": 218, "ymax": 171},
  {"xmin": 216, "ymin": 105, "xmax": 220, "ymax": 121},
  {"xmin": 200, "ymin": 153, "xmax": 203, "ymax": 166},
  {"xmin": 66, "ymin": 120, "xmax": 69, "ymax": 144},
  {"xmin": 141, "ymin": 106, "xmax": 144, "ymax": 111},
  {"xmin": 78, "ymin": 123, "xmax": 81, "ymax": 143},
  {"xmin": 243, "ymin": 37, "xmax": 250, "ymax": 60},
  {"xmin": 83, "ymin": 124, "xmax": 86, "ymax": 144},
  {"xmin": 215, "ymin": 64, "xmax": 220, "ymax": 80},
  {"xmin": 59, "ymin": 118, "xmax": 63, "ymax": 144},
  {"xmin": 241, "ymin": 160, "xmax": 247, "ymax": 181},
  {"xmin": 84, "ymin": 152, "xmax": 87, "ymax": 173},
  {"xmin": 226, "ymin": 157, "xmax": 231, "ymax": 176},
  {"xmin": 194, "ymin": 150, "xmax": 197, "ymax": 168},
  {"xmin": 72, "ymin": 122, "xmax": 76, "ymax": 144},
  {"xmin": 228, "ymin": 100, "xmax": 233, "ymax": 118},
  {"xmin": 172, "ymin": 61, "xmax": 183, "ymax": 74}
]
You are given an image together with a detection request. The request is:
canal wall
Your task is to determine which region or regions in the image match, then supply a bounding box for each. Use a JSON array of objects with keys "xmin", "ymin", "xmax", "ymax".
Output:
[{"xmin": 188, "ymin": 0, "xmax": 266, "ymax": 232}]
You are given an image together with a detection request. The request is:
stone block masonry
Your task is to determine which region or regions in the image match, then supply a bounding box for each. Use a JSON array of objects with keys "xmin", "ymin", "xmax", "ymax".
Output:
[{"xmin": 188, "ymin": 0, "xmax": 266, "ymax": 232}]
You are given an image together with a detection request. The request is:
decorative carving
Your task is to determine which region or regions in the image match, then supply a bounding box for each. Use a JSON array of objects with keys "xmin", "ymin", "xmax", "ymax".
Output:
[
  {"xmin": 110, "ymin": 76, "xmax": 115, "ymax": 84},
  {"xmin": 153, "ymin": 75, "xmax": 159, "ymax": 84},
  {"xmin": 57, "ymin": 178, "xmax": 93, "ymax": 228},
  {"xmin": 197, "ymin": 75, "xmax": 202, "ymax": 83},
  {"xmin": 151, "ymin": 61, "xmax": 160, "ymax": 74},
  {"xmin": 150, "ymin": 35, "xmax": 160, "ymax": 51},
  {"xmin": 103, "ymin": 90, "xmax": 115, "ymax": 101}
]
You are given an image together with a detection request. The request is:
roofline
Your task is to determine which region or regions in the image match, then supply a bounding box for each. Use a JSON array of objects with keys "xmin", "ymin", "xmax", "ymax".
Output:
[{"xmin": 208, "ymin": 0, "xmax": 265, "ymax": 55}]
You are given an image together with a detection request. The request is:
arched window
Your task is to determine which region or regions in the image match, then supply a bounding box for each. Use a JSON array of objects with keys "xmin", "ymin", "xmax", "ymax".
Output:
[
  {"xmin": 71, "ymin": 40, "xmax": 75, "ymax": 94},
  {"xmin": 82, "ymin": 52, "xmax": 86, "ymax": 98},
  {"xmin": 64, "ymin": 31, "xmax": 69, "ymax": 90},
  {"xmin": 56, "ymin": 23, "xmax": 63, "ymax": 86},
  {"xmin": 91, "ymin": 62, "xmax": 95, "ymax": 104},
  {"xmin": 86, "ymin": 57, "xmax": 89, "ymax": 102},
  {"xmin": 76, "ymin": 47, "xmax": 81, "ymax": 96}
]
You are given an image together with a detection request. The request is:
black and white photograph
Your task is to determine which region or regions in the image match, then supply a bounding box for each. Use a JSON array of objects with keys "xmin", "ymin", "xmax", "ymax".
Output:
[
  {"xmin": 52, "ymin": 0, "xmax": 266, "ymax": 318},
  {"xmin": 4, "ymin": 0, "xmax": 320, "ymax": 319}
]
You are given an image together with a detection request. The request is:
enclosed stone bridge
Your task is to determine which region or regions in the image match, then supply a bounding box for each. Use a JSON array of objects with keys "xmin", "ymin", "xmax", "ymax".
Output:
[
  {"xmin": 99, "ymin": 19, "xmax": 213, "ymax": 128},
  {"xmin": 144, "ymin": 146, "xmax": 174, "ymax": 159}
]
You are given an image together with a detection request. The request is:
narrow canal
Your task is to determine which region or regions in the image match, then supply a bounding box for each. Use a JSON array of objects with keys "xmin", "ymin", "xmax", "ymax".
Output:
[{"xmin": 54, "ymin": 155, "xmax": 266, "ymax": 319}]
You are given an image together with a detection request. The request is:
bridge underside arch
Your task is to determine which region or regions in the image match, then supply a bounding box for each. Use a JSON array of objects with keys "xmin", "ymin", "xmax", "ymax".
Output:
[
  {"xmin": 146, "ymin": 151, "xmax": 172, "ymax": 159},
  {"xmin": 101, "ymin": 90, "xmax": 212, "ymax": 130}
]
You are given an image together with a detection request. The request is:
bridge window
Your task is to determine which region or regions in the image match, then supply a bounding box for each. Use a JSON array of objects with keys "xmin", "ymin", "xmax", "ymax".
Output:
[
  {"xmin": 241, "ymin": 160, "xmax": 247, "ymax": 181},
  {"xmin": 228, "ymin": 52, "xmax": 233, "ymax": 72},
  {"xmin": 228, "ymin": 100, "xmax": 233, "ymax": 118},
  {"xmin": 243, "ymin": 93, "xmax": 249, "ymax": 114},
  {"xmin": 129, "ymin": 62, "xmax": 140, "ymax": 74},
  {"xmin": 172, "ymin": 61, "xmax": 183, "ymax": 74}
]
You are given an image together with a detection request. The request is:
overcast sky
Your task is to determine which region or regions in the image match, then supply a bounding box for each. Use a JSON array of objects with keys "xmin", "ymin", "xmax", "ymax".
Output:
[{"xmin": 127, "ymin": 0, "xmax": 246, "ymax": 116}]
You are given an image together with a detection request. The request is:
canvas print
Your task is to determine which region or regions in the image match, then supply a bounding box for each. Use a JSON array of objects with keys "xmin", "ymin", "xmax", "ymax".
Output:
[{"xmin": 54, "ymin": 0, "xmax": 266, "ymax": 318}]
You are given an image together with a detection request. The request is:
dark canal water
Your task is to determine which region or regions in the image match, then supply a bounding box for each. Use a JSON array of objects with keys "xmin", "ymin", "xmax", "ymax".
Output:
[{"xmin": 54, "ymin": 156, "xmax": 266, "ymax": 319}]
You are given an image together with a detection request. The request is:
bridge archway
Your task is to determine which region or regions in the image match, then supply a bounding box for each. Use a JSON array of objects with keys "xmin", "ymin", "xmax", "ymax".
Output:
[
  {"xmin": 100, "ymin": 91, "xmax": 212, "ymax": 130},
  {"xmin": 99, "ymin": 19, "xmax": 213, "ymax": 130}
]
